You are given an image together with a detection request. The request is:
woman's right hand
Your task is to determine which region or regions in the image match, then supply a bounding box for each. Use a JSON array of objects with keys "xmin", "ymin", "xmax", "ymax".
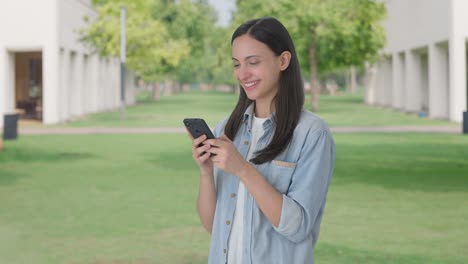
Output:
[{"xmin": 191, "ymin": 134, "xmax": 213, "ymax": 174}]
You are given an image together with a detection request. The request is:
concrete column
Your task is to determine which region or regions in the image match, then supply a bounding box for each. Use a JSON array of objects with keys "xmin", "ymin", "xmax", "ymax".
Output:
[
  {"xmin": 42, "ymin": 0, "xmax": 60, "ymax": 125},
  {"xmin": 59, "ymin": 48, "xmax": 69, "ymax": 121},
  {"xmin": 420, "ymin": 52, "xmax": 429, "ymax": 113},
  {"xmin": 405, "ymin": 50, "xmax": 421, "ymax": 112},
  {"xmin": 105, "ymin": 58, "xmax": 112, "ymax": 110},
  {"xmin": 429, "ymin": 43, "xmax": 450, "ymax": 119},
  {"xmin": 364, "ymin": 63, "xmax": 378, "ymax": 105},
  {"xmin": 98, "ymin": 58, "xmax": 106, "ymax": 111},
  {"xmin": 102, "ymin": 58, "xmax": 108, "ymax": 110},
  {"xmin": 111, "ymin": 58, "xmax": 119, "ymax": 109},
  {"xmin": 82, "ymin": 54, "xmax": 89, "ymax": 114},
  {"xmin": 392, "ymin": 52, "xmax": 405, "ymax": 109},
  {"xmin": 69, "ymin": 51, "xmax": 77, "ymax": 117},
  {"xmin": 125, "ymin": 70, "xmax": 135, "ymax": 105},
  {"xmin": 448, "ymin": 37, "xmax": 467, "ymax": 122},
  {"xmin": 383, "ymin": 57, "xmax": 393, "ymax": 107},
  {"xmin": 43, "ymin": 45, "xmax": 60, "ymax": 124},
  {"xmin": 98, "ymin": 57, "xmax": 105, "ymax": 111},
  {"xmin": 0, "ymin": 48, "xmax": 6, "ymax": 127},
  {"xmin": 89, "ymin": 54, "xmax": 99, "ymax": 113},
  {"xmin": 74, "ymin": 52, "xmax": 83, "ymax": 116},
  {"xmin": 0, "ymin": 49, "xmax": 16, "ymax": 127},
  {"xmin": 449, "ymin": 0, "xmax": 468, "ymax": 122},
  {"xmin": 375, "ymin": 61, "xmax": 385, "ymax": 106},
  {"xmin": 115, "ymin": 59, "xmax": 120, "ymax": 107}
]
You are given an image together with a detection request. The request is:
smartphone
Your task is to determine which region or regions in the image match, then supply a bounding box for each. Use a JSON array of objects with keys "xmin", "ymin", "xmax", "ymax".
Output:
[
  {"xmin": 183, "ymin": 118, "xmax": 216, "ymax": 157},
  {"xmin": 183, "ymin": 118, "xmax": 215, "ymax": 142}
]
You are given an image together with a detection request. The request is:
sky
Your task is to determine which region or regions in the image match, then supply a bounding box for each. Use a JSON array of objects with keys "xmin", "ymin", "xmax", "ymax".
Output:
[{"xmin": 207, "ymin": 0, "xmax": 235, "ymax": 27}]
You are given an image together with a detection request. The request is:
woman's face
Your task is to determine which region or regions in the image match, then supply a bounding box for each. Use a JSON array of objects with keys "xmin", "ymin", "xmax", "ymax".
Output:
[{"xmin": 232, "ymin": 34, "xmax": 288, "ymax": 105}]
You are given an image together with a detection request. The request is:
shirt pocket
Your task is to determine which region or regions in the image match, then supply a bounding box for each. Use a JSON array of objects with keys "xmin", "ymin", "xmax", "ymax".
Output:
[{"xmin": 268, "ymin": 160, "xmax": 297, "ymax": 193}]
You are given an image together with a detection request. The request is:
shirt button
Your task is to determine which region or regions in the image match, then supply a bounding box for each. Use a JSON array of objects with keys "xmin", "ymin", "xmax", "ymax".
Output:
[
  {"xmin": 226, "ymin": 220, "xmax": 231, "ymax": 225},
  {"xmin": 230, "ymin": 193, "xmax": 236, "ymax": 198},
  {"xmin": 244, "ymin": 141, "xmax": 249, "ymax": 145},
  {"xmin": 224, "ymin": 248, "xmax": 227, "ymax": 254}
]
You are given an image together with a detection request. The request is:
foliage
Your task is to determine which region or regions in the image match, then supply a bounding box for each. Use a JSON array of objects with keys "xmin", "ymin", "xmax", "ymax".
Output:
[
  {"xmin": 81, "ymin": 0, "xmax": 190, "ymax": 82},
  {"xmin": 82, "ymin": 0, "xmax": 236, "ymax": 86},
  {"xmin": 234, "ymin": 0, "xmax": 386, "ymax": 74},
  {"xmin": 233, "ymin": 0, "xmax": 386, "ymax": 110}
]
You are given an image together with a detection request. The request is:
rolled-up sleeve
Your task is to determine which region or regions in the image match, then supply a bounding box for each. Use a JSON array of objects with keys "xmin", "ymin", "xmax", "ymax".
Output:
[{"xmin": 273, "ymin": 128, "xmax": 335, "ymax": 243}]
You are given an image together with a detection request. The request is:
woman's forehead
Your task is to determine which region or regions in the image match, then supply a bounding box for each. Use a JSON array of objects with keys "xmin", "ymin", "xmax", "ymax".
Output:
[{"xmin": 232, "ymin": 35, "xmax": 273, "ymax": 60}]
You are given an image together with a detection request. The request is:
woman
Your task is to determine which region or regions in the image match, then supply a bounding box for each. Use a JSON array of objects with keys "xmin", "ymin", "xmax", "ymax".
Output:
[{"xmin": 190, "ymin": 17, "xmax": 335, "ymax": 264}]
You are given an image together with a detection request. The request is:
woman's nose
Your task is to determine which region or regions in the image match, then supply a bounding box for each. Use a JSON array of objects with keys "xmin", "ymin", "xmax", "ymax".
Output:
[{"xmin": 236, "ymin": 65, "xmax": 251, "ymax": 81}]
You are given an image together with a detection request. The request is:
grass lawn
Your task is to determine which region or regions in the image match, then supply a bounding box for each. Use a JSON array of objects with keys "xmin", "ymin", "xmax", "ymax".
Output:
[
  {"xmin": 25, "ymin": 89, "xmax": 457, "ymax": 128},
  {"xmin": 1, "ymin": 133, "xmax": 467, "ymax": 263}
]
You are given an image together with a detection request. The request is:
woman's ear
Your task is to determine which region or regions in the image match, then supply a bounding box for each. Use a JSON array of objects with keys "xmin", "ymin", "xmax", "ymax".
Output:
[{"xmin": 279, "ymin": 51, "xmax": 292, "ymax": 71}]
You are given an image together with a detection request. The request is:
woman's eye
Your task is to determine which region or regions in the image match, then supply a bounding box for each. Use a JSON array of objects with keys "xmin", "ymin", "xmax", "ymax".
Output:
[
  {"xmin": 233, "ymin": 64, "xmax": 240, "ymax": 68},
  {"xmin": 249, "ymin": 61, "xmax": 260, "ymax": 65}
]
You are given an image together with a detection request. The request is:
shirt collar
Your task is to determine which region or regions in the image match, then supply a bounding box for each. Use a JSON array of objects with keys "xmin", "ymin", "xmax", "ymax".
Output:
[{"xmin": 243, "ymin": 103, "xmax": 275, "ymax": 131}]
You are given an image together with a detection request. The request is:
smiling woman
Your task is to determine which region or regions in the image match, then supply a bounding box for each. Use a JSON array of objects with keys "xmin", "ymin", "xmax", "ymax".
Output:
[{"xmin": 186, "ymin": 17, "xmax": 336, "ymax": 264}]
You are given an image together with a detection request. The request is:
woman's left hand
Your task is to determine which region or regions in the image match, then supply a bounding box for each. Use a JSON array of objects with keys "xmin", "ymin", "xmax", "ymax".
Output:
[{"xmin": 205, "ymin": 135, "xmax": 249, "ymax": 177}]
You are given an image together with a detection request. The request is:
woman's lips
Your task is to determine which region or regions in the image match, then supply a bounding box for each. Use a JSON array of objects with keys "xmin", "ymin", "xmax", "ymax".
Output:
[{"xmin": 243, "ymin": 80, "xmax": 259, "ymax": 91}]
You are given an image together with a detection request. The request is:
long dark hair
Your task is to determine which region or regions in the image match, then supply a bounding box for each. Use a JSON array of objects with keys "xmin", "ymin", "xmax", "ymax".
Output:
[{"xmin": 225, "ymin": 17, "xmax": 304, "ymax": 165}]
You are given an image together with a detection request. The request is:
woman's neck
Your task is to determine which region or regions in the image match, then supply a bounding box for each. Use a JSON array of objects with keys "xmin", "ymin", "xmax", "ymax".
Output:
[{"xmin": 254, "ymin": 100, "xmax": 274, "ymax": 118}]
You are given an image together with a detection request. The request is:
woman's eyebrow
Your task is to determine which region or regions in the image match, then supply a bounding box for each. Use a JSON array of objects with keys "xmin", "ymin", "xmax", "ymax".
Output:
[{"xmin": 232, "ymin": 55, "xmax": 262, "ymax": 61}]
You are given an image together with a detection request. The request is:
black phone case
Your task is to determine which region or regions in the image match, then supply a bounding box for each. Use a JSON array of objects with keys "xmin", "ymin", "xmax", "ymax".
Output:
[{"xmin": 183, "ymin": 118, "xmax": 215, "ymax": 140}]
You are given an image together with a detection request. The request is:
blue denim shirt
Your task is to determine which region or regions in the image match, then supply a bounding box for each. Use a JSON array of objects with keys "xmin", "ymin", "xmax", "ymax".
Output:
[{"xmin": 208, "ymin": 104, "xmax": 336, "ymax": 264}]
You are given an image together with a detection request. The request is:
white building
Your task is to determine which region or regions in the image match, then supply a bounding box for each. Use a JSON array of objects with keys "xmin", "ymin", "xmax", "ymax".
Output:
[
  {"xmin": 366, "ymin": 0, "xmax": 468, "ymax": 122},
  {"xmin": 0, "ymin": 0, "xmax": 135, "ymax": 127}
]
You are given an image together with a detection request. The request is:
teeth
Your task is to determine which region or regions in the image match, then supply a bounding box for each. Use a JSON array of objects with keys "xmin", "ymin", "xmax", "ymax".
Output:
[{"xmin": 244, "ymin": 81, "xmax": 258, "ymax": 87}]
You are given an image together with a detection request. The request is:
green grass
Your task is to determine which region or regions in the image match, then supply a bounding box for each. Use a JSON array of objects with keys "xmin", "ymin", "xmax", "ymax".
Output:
[
  {"xmin": 26, "ymin": 89, "xmax": 456, "ymax": 128},
  {"xmin": 317, "ymin": 94, "xmax": 456, "ymax": 127},
  {"xmin": 61, "ymin": 90, "xmax": 238, "ymax": 128},
  {"xmin": 1, "ymin": 133, "xmax": 467, "ymax": 263}
]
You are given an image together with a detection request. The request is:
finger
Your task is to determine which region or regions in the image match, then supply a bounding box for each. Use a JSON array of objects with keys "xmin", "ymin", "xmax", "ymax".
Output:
[
  {"xmin": 205, "ymin": 139, "xmax": 222, "ymax": 148},
  {"xmin": 196, "ymin": 144, "xmax": 211, "ymax": 156},
  {"xmin": 198, "ymin": 151, "xmax": 211, "ymax": 162},
  {"xmin": 206, "ymin": 146, "xmax": 221, "ymax": 155},
  {"xmin": 192, "ymin": 134, "xmax": 207, "ymax": 148}
]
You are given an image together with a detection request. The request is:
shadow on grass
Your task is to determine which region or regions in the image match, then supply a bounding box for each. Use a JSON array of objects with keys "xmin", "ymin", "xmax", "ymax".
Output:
[
  {"xmin": 0, "ymin": 168, "xmax": 26, "ymax": 185},
  {"xmin": 333, "ymin": 140, "xmax": 468, "ymax": 193},
  {"xmin": 0, "ymin": 146, "xmax": 95, "ymax": 185},
  {"xmin": 0, "ymin": 146, "xmax": 95, "ymax": 163},
  {"xmin": 316, "ymin": 242, "xmax": 462, "ymax": 264},
  {"xmin": 145, "ymin": 151, "xmax": 195, "ymax": 171}
]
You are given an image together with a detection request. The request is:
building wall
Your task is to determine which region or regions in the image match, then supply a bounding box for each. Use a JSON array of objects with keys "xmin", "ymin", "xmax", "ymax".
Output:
[
  {"xmin": 367, "ymin": 0, "xmax": 468, "ymax": 122},
  {"xmin": 383, "ymin": 0, "xmax": 451, "ymax": 53},
  {"xmin": 0, "ymin": 0, "xmax": 57, "ymax": 126},
  {"xmin": 0, "ymin": 0, "xmax": 135, "ymax": 128}
]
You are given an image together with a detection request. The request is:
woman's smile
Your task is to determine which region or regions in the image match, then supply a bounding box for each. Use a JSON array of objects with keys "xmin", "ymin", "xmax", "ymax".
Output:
[{"xmin": 242, "ymin": 80, "xmax": 260, "ymax": 91}]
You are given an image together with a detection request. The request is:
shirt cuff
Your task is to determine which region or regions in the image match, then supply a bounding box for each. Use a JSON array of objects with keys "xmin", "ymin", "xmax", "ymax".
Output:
[{"xmin": 273, "ymin": 194, "xmax": 303, "ymax": 236}]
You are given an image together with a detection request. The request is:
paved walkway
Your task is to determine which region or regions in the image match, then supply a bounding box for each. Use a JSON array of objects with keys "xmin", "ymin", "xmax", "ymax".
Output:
[{"xmin": 18, "ymin": 125, "xmax": 462, "ymax": 135}]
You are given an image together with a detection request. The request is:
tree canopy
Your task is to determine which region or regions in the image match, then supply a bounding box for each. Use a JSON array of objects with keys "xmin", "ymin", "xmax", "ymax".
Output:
[
  {"xmin": 82, "ymin": 0, "xmax": 386, "ymax": 105},
  {"xmin": 233, "ymin": 0, "xmax": 386, "ymax": 110}
]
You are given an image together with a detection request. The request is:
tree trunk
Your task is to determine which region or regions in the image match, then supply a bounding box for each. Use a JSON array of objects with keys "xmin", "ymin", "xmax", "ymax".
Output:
[
  {"xmin": 350, "ymin": 65, "xmax": 357, "ymax": 94},
  {"xmin": 152, "ymin": 83, "xmax": 160, "ymax": 101},
  {"xmin": 345, "ymin": 69, "xmax": 351, "ymax": 93},
  {"xmin": 165, "ymin": 79, "xmax": 173, "ymax": 96},
  {"xmin": 309, "ymin": 43, "xmax": 320, "ymax": 112}
]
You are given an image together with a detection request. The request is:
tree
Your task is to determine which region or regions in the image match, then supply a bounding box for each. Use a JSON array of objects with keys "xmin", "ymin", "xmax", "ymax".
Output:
[
  {"xmin": 233, "ymin": 0, "xmax": 386, "ymax": 111},
  {"xmin": 81, "ymin": 0, "xmax": 190, "ymax": 94}
]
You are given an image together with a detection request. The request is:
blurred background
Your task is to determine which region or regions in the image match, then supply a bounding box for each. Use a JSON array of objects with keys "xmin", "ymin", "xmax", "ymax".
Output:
[{"xmin": 0, "ymin": 0, "xmax": 467, "ymax": 263}]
